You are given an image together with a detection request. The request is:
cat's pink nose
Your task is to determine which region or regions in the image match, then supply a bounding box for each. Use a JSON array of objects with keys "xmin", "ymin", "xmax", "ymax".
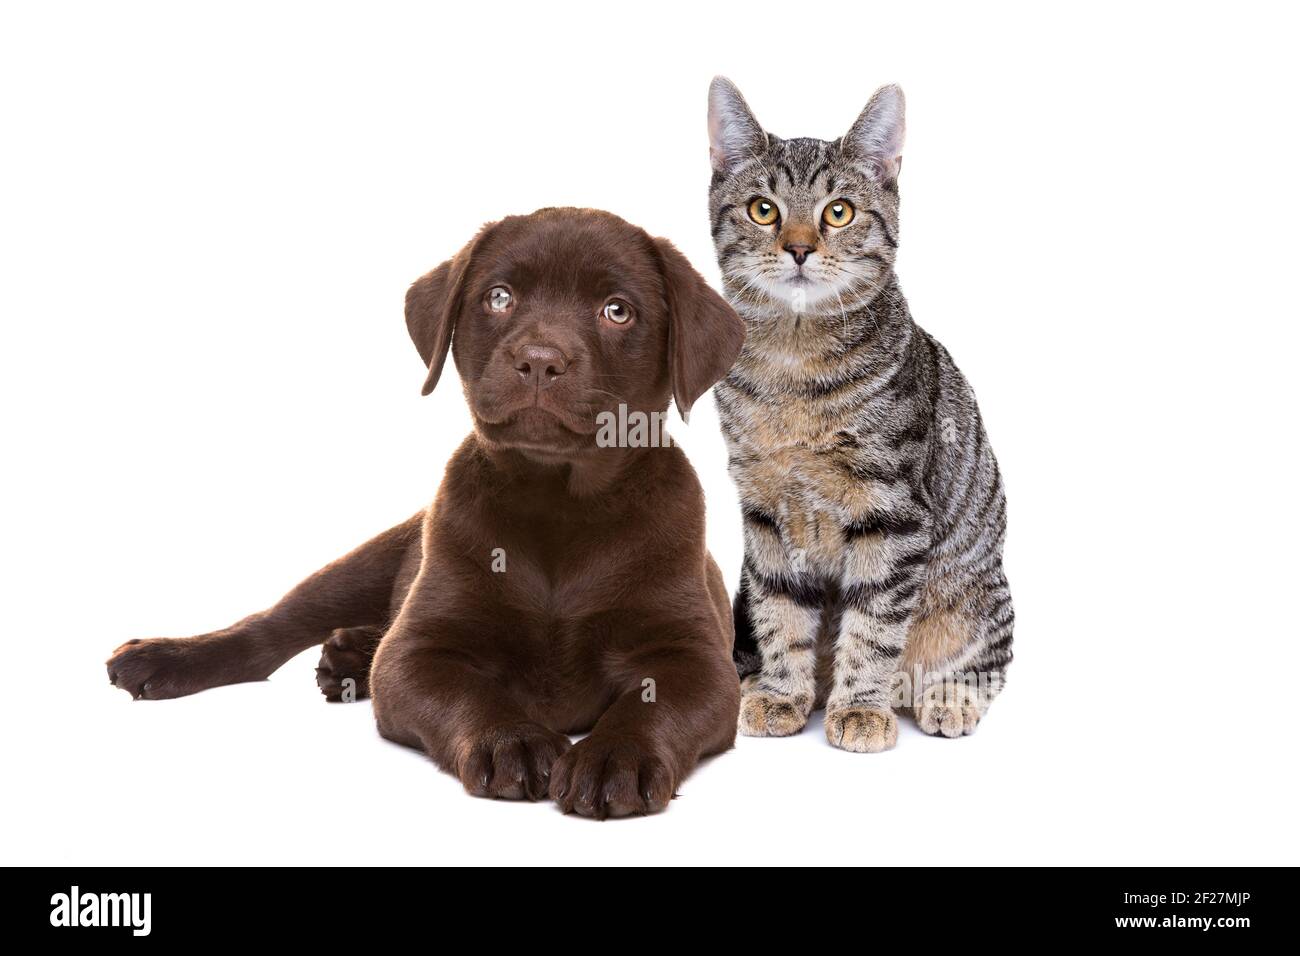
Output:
[{"xmin": 784, "ymin": 243, "xmax": 815, "ymax": 266}]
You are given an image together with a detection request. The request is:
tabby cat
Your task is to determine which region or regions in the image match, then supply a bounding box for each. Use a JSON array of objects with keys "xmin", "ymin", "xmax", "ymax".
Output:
[{"xmin": 707, "ymin": 78, "xmax": 1013, "ymax": 751}]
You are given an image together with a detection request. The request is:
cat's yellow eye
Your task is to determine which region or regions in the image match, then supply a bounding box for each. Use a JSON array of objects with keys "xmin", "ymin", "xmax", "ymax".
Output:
[
  {"xmin": 748, "ymin": 198, "xmax": 779, "ymax": 226},
  {"xmin": 822, "ymin": 199, "xmax": 855, "ymax": 228}
]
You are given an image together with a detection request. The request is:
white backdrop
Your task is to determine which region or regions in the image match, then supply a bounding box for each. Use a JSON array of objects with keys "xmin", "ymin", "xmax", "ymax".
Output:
[{"xmin": 3, "ymin": 0, "xmax": 1297, "ymax": 865}]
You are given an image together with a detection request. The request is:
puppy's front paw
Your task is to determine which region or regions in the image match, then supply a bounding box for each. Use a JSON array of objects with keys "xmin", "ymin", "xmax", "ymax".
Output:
[
  {"xmin": 825, "ymin": 706, "xmax": 898, "ymax": 753},
  {"xmin": 106, "ymin": 638, "xmax": 219, "ymax": 700},
  {"xmin": 549, "ymin": 735, "xmax": 675, "ymax": 819},
  {"xmin": 915, "ymin": 683, "xmax": 982, "ymax": 737},
  {"xmin": 457, "ymin": 723, "xmax": 571, "ymax": 801},
  {"xmin": 738, "ymin": 689, "xmax": 810, "ymax": 737}
]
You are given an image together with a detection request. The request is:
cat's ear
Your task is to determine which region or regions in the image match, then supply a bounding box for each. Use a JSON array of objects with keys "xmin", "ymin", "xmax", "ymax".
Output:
[
  {"xmin": 708, "ymin": 76, "xmax": 767, "ymax": 173},
  {"xmin": 844, "ymin": 84, "xmax": 906, "ymax": 183},
  {"xmin": 654, "ymin": 237, "xmax": 745, "ymax": 422},
  {"xmin": 406, "ymin": 223, "xmax": 493, "ymax": 396}
]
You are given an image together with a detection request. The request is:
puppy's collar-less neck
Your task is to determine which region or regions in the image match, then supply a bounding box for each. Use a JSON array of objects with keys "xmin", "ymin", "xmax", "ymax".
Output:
[{"xmin": 479, "ymin": 440, "xmax": 658, "ymax": 500}]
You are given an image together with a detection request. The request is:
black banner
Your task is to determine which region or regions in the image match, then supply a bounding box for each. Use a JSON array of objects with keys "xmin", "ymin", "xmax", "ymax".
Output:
[{"xmin": 9, "ymin": 867, "xmax": 1285, "ymax": 943}]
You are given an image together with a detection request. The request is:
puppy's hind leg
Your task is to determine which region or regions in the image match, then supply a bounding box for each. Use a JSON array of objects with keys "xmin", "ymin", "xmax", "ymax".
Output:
[{"xmin": 107, "ymin": 513, "xmax": 423, "ymax": 700}]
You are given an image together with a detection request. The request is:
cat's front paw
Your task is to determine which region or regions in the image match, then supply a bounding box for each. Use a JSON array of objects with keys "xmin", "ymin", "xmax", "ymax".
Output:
[
  {"xmin": 825, "ymin": 706, "xmax": 898, "ymax": 753},
  {"xmin": 915, "ymin": 683, "xmax": 981, "ymax": 737},
  {"xmin": 738, "ymin": 689, "xmax": 810, "ymax": 737}
]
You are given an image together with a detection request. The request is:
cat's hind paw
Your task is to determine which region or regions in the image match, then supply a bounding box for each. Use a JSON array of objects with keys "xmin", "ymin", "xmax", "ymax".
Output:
[{"xmin": 915, "ymin": 683, "xmax": 982, "ymax": 737}]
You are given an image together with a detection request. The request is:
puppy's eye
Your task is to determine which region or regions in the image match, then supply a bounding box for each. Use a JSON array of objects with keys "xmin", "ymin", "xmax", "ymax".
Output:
[
  {"xmin": 602, "ymin": 299, "xmax": 634, "ymax": 325},
  {"xmin": 486, "ymin": 287, "xmax": 513, "ymax": 313},
  {"xmin": 822, "ymin": 199, "xmax": 855, "ymax": 228},
  {"xmin": 748, "ymin": 198, "xmax": 779, "ymax": 226}
]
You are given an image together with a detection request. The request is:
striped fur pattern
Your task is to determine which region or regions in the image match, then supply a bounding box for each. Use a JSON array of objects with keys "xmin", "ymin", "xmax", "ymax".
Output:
[{"xmin": 707, "ymin": 78, "xmax": 1013, "ymax": 751}]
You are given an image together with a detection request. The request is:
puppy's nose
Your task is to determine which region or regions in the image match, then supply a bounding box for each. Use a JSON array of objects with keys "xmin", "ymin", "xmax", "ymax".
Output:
[
  {"xmin": 513, "ymin": 345, "xmax": 569, "ymax": 389},
  {"xmin": 784, "ymin": 243, "xmax": 815, "ymax": 266}
]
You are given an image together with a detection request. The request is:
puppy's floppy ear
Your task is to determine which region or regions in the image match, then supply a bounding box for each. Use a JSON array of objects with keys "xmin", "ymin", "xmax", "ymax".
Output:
[
  {"xmin": 405, "ymin": 225, "xmax": 492, "ymax": 396},
  {"xmin": 654, "ymin": 238, "xmax": 745, "ymax": 422}
]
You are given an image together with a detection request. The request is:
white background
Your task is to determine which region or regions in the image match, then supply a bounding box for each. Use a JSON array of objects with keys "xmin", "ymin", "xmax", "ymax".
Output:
[{"xmin": 3, "ymin": 1, "xmax": 1297, "ymax": 866}]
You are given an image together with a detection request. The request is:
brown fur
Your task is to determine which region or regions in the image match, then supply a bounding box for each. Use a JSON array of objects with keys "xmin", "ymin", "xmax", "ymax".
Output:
[
  {"xmin": 777, "ymin": 222, "xmax": 820, "ymax": 254},
  {"xmin": 106, "ymin": 208, "xmax": 746, "ymax": 818}
]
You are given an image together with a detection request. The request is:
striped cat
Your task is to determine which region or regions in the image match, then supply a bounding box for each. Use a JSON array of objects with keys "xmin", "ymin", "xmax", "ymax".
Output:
[{"xmin": 707, "ymin": 78, "xmax": 1013, "ymax": 751}]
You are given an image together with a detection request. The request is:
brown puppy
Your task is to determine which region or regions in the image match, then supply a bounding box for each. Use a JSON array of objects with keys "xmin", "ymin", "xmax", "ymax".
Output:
[{"xmin": 106, "ymin": 208, "xmax": 745, "ymax": 817}]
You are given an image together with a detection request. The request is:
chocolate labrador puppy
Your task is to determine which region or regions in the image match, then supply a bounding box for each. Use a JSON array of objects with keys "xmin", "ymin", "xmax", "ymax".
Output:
[{"xmin": 106, "ymin": 207, "xmax": 745, "ymax": 817}]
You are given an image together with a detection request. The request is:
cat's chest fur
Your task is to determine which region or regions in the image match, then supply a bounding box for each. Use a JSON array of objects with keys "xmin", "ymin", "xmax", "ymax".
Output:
[
  {"xmin": 718, "ymin": 333, "xmax": 893, "ymax": 526},
  {"xmin": 731, "ymin": 364, "xmax": 841, "ymax": 449},
  {"xmin": 725, "ymin": 334, "xmax": 855, "ymax": 446}
]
